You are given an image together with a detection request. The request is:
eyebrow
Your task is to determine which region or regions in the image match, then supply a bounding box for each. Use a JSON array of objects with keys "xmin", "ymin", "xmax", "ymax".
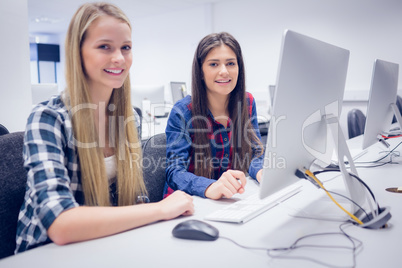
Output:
[
  {"xmin": 206, "ymin": 58, "xmax": 237, "ymax": 62},
  {"xmin": 95, "ymin": 39, "xmax": 132, "ymax": 44}
]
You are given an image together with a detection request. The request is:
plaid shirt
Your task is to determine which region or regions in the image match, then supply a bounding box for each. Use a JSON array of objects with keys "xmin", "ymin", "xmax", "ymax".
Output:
[
  {"xmin": 165, "ymin": 92, "xmax": 264, "ymax": 198},
  {"xmin": 15, "ymin": 94, "xmax": 139, "ymax": 253}
]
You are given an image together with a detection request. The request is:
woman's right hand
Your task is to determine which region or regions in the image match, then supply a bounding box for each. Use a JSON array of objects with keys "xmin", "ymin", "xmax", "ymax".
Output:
[
  {"xmin": 157, "ymin": 190, "xmax": 194, "ymax": 220},
  {"xmin": 205, "ymin": 170, "xmax": 247, "ymax": 200}
]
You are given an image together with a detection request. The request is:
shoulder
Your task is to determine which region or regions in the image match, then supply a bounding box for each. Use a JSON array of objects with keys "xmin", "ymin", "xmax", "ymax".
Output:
[
  {"xmin": 28, "ymin": 95, "xmax": 69, "ymax": 124},
  {"xmin": 170, "ymin": 95, "xmax": 193, "ymax": 119},
  {"xmin": 174, "ymin": 95, "xmax": 192, "ymax": 109},
  {"xmin": 245, "ymin": 92, "xmax": 255, "ymax": 105},
  {"xmin": 26, "ymin": 94, "xmax": 72, "ymax": 142}
]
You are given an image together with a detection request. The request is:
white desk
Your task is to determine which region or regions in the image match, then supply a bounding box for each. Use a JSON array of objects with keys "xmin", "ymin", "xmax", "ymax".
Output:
[{"xmin": 1, "ymin": 137, "xmax": 401, "ymax": 267}]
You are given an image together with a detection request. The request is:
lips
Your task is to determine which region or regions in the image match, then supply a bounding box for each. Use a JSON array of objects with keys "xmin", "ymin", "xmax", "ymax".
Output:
[
  {"xmin": 215, "ymin": 79, "xmax": 231, "ymax": 83},
  {"xmin": 104, "ymin": 68, "xmax": 123, "ymax": 74}
]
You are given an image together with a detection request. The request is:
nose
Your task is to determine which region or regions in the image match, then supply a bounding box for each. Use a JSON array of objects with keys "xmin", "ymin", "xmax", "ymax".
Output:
[
  {"xmin": 219, "ymin": 65, "xmax": 229, "ymax": 76},
  {"xmin": 112, "ymin": 50, "xmax": 124, "ymax": 64}
]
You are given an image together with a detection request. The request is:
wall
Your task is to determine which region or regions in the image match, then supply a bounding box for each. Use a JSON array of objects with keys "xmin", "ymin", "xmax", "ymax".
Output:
[
  {"xmin": 129, "ymin": 4, "xmax": 213, "ymax": 102},
  {"xmin": 0, "ymin": 0, "xmax": 32, "ymax": 132}
]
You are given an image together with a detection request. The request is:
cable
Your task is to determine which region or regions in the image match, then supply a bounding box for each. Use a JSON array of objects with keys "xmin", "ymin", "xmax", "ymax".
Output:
[
  {"xmin": 303, "ymin": 169, "xmax": 364, "ymax": 225},
  {"xmin": 326, "ymin": 190, "xmax": 370, "ymax": 220},
  {"xmin": 354, "ymin": 160, "xmax": 398, "ymax": 169},
  {"xmin": 219, "ymin": 222, "xmax": 362, "ymax": 268},
  {"xmin": 313, "ymin": 169, "xmax": 380, "ymax": 214},
  {"xmin": 354, "ymin": 140, "xmax": 402, "ymax": 165},
  {"xmin": 381, "ymin": 134, "xmax": 402, "ymax": 139}
]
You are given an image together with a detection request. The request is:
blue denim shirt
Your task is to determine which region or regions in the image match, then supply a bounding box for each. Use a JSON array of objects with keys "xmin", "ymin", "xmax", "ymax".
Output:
[{"xmin": 165, "ymin": 93, "xmax": 264, "ymax": 198}]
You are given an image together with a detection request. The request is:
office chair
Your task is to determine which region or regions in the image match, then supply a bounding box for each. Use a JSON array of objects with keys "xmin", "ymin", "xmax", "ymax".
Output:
[
  {"xmin": 141, "ymin": 133, "xmax": 166, "ymax": 202},
  {"xmin": 257, "ymin": 120, "xmax": 269, "ymax": 154},
  {"xmin": 0, "ymin": 132, "xmax": 27, "ymax": 259},
  {"xmin": 392, "ymin": 95, "xmax": 402, "ymax": 124},
  {"xmin": 258, "ymin": 120, "xmax": 269, "ymax": 136},
  {"xmin": 133, "ymin": 106, "xmax": 142, "ymax": 140},
  {"xmin": 0, "ymin": 124, "xmax": 9, "ymax": 136},
  {"xmin": 347, "ymin": 109, "xmax": 366, "ymax": 139}
]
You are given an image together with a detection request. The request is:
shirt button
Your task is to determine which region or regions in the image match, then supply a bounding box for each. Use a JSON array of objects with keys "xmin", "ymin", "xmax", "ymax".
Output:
[
  {"xmin": 224, "ymin": 138, "xmax": 227, "ymax": 141},
  {"xmin": 224, "ymin": 154, "xmax": 228, "ymax": 157}
]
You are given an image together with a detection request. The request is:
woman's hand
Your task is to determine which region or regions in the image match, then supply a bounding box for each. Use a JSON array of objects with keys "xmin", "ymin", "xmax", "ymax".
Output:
[
  {"xmin": 205, "ymin": 170, "xmax": 247, "ymax": 200},
  {"xmin": 157, "ymin": 190, "xmax": 194, "ymax": 220},
  {"xmin": 256, "ymin": 169, "xmax": 263, "ymax": 183}
]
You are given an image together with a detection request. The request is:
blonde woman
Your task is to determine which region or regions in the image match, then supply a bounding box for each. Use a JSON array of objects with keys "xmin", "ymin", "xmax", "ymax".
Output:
[{"xmin": 15, "ymin": 2, "xmax": 193, "ymax": 253}]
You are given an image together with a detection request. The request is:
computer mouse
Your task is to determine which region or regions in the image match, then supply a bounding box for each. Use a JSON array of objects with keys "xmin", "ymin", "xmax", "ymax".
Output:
[{"xmin": 172, "ymin": 219, "xmax": 219, "ymax": 241}]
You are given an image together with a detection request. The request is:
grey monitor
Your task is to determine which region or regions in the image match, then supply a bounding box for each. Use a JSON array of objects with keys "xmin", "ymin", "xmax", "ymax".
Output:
[
  {"xmin": 260, "ymin": 30, "xmax": 350, "ymax": 200},
  {"xmin": 362, "ymin": 59, "xmax": 400, "ymax": 150},
  {"xmin": 170, "ymin": 81, "xmax": 187, "ymax": 104}
]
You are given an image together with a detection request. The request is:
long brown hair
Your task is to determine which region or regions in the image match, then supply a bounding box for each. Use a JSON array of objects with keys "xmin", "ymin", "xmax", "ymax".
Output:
[
  {"xmin": 64, "ymin": 2, "xmax": 146, "ymax": 206},
  {"xmin": 191, "ymin": 32, "xmax": 263, "ymax": 178}
]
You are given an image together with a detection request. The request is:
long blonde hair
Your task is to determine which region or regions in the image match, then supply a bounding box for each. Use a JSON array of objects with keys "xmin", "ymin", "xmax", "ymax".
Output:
[{"xmin": 64, "ymin": 2, "xmax": 146, "ymax": 206}]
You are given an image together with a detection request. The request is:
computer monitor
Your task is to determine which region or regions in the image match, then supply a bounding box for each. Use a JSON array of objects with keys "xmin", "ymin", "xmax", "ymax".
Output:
[
  {"xmin": 131, "ymin": 85, "xmax": 166, "ymax": 117},
  {"xmin": 259, "ymin": 30, "xmax": 363, "ymax": 205},
  {"xmin": 170, "ymin": 81, "xmax": 187, "ymax": 104},
  {"xmin": 362, "ymin": 59, "xmax": 400, "ymax": 150}
]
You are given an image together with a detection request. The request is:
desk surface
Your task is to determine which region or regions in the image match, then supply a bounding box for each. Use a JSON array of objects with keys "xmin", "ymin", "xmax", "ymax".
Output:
[{"xmin": 1, "ymin": 136, "xmax": 401, "ymax": 268}]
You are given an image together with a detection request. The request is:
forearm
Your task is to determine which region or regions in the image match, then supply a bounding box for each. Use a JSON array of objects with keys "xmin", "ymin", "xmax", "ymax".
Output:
[
  {"xmin": 48, "ymin": 203, "xmax": 164, "ymax": 245},
  {"xmin": 248, "ymin": 156, "xmax": 263, "ymax": 180},
  {"xmin": 166, "ymin": 165, "xmax": 214, "ymax": 197}
]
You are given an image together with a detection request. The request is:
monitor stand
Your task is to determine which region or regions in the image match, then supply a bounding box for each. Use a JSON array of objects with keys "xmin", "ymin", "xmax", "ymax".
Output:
[
  {"xmin": 389, "ymin": 103, "xmax": 402, "ymax": 136},
  {"xmin": 323, "ymin": 114, "xmax": 392, "ymax": 229},
  {"xmin": 331, "ymin": 114, "xmax": 393, "ymax": 229},
  {"xmin": 375, "ymin": 103, "xmax": 402, "ymax": 149},
  {"xmin": 291, "ymin": 114, "xmax": 382, "ymax": 225},
  {"xmin": 324, "ymin": 114, "xmax": 376, "ymax": 216}
]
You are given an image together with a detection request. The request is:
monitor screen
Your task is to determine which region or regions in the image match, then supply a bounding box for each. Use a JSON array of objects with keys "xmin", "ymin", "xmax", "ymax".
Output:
[
  {"xmin": 260, "ymin": 30, "xmax": 350, "ymax": 200},
  {"xmin": 170, "ymin": 81, "xmax": 187, "ymax": 104},
  {"xmin": 131, "ymin": 85, "xmax": 165, "ymax": 117},
  {"xmin": 362, "ymin": 59, "xmax": 399, "ymax": 150}
]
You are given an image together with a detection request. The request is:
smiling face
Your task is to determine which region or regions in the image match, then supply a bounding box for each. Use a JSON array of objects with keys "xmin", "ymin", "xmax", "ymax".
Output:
[
  {"xmin": 81, "ymin": 15, "xmax": 132, "ymax": 95},
  {"xmin": 202, "ymin": 44, "xmax": 239, "ymax": 101}
]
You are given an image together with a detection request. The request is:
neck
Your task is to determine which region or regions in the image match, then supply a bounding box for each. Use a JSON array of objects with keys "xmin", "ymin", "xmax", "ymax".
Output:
[
  {"xmin": 89, "ymin": 87, "xmax": 114, "ymax": 109},
  {"xmin": 207, "ymin": 93, "xmax": 229, "ymax": 117},
  {"xmin": 207, "ymin": 93, "xmax": 230, "ymax": 127}
]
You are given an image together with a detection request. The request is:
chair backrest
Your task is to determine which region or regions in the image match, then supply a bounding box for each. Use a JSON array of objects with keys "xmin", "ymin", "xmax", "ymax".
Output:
[
  {"xmin": 141, "ymin": 133, "xmax": 166, "ymax": 203},
  {"xmin": 0, "ymin": 124, "xmax": 9, "ymax": 136},
  {"xmin": 347, "ymin": 108, "xmax": 366, "ymax": 139},
  {"xmin": 0, "ymin": 132, "xmax": 27, "ymax": 259},
  {"xmin": 133, "ymin": 106, "xmax": 142, "ymax": 141}
]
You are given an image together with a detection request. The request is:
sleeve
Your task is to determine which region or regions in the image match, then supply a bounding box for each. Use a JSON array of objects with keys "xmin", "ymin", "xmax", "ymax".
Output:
[
  {"xmin": 165, "ymin": 104, "xmax": 214, "ymax": 198},
  {"xmin": 22, "ymin": 107, "xmax": 79, "ymax": 232},
  {"xmin": 247, "ymin": 95, "xmax": 264, "ymax": 181}
]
